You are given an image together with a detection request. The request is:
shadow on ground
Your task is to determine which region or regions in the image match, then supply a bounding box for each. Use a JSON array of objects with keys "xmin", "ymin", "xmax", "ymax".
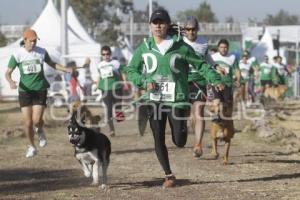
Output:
[{"xmin": 0, "ymin": 168, "xmax": 89, "ymax": 195}]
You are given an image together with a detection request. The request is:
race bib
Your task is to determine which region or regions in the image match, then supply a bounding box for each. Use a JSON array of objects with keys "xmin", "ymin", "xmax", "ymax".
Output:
[
  {"xmin": 100, "ymin": 66, "xmax": 113, "ymax": 79},
  {"xmin": 220, "ymin": 65, "xmax": 230, "ymax": 74},
  {"xmin": 22, "ymin": 63, "xmax": 41, "ymax": 74},
  {"xmin": 150, "ymin": 81, "xmax": 175, "ymax": 102},
  {"xmin": 241, "ymin": 70, "xmax": 248, "ymax": 78},
  {"xmin": 263, "ymin": 68, "xmax": 271, "ymax": 74},
  {"xmin": 277, "ymin": 68, "xmax": 285, "ymax": 75}
]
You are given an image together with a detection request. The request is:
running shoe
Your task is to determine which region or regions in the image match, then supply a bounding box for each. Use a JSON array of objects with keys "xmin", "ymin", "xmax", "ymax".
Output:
[
  {"xmin": 162, "ymin": 174, "xmax": 176, "ymax": 188},
  {"xmin": 26, "ymin": 146, "xmax": 37, "ymax": 158},
  {"xmin": 36, "ymin": 127, "xmax": 47, "ymax": 147},
  {"xmin": 193, "ymin": 144, "xmax": 203, "ymax": 157}
]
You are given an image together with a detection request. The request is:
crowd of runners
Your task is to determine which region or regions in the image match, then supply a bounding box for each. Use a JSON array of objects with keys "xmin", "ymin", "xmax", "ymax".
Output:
[{"xmin": 5, "ymin": 8, "xmax": 295, "ymax": 188}]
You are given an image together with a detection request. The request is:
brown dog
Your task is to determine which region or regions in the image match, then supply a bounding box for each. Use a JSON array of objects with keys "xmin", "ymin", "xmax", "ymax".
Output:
[
  {"xmin": 209, "ymin": 102, "xmax": 234, "ymax": 165},
  {"xmin": 69, "ymin": 100, "xmax": 101, "ymax": 132},
  {"xmin": 264, "ymin": 85, "xmax": 288, "ymax": 101}
]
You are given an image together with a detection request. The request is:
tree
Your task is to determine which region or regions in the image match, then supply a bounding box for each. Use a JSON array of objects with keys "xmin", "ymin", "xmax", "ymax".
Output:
[
  {"xmin": 133, "ymin": 1, "xmax": 165, "ymax": 23},
  {"xmin": 70, "ymin": 0, "xmax": 115, "ymax": 36},
  {"xmin": 263, "ymin": 9, "xmax": 299, "ymax": 25},
  {"xmin": 70, "ymin": 0, "xmax": 132, "ymax": 44},
  {"xmin": 0, "ymin": 31, "xmax": 7, "ymax": 47},
  {"xmin": 176, "ymin": 1, "xmax": 218, "ymax": 23},
  {"xmin": 225, "ymin": 16, "xmax": 234, "ymax": 23}
]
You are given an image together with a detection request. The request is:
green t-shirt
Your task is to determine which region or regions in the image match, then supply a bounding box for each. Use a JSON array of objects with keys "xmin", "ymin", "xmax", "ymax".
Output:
[
  {"xmin": 183, "ymin": 36, "xmax": 213, "ymax": 86},
  {"xmin": 8, "ymin": 46, "xmax": 50, "ymax": 92},
  {"xmin": 97, "ymin": 60, "xmax": 122, "ymax": 91},
  {"xmin": 239, "ymin": 60, "xmax": 256, "ymax": 82},
  {"xmin": 127, "ymin": 35, "xmax": 222, "ymax": 108},
  {"xmin": 259, "ymin": 62, "xmax": 273, "ymax": 81},
  {"xmin": 211, "ymin": 52, "xmax": 239, "ymax": 87}
]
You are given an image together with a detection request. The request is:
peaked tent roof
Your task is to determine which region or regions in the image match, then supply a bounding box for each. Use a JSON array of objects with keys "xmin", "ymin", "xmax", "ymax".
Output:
[
  {"xmin": 67, "ymin": 7, "xmax": 96, "ymax": 44},
  {"xmin": 0, "ymin": 0, "xmax": 100, "ymax": 98},
  {"xmin": 251, "ymin": 28, "xmax": 276, "ymax": 63},
  {"xmin": 31, "ymin": 0, "xmax": 86, "ymax": 47}
]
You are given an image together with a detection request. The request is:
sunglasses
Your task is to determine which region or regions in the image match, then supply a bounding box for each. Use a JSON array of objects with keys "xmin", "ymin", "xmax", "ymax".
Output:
[
  {"xmin": 101, "ymin": 53, "xmax": 111, "ymax": 56},
  {"xmin": 185, "ymin": 27, "xmax": 197, "ymax": 32},
  {"xmin": 26, "ymin": 39, "xmax": 37, "ymax": 43}
]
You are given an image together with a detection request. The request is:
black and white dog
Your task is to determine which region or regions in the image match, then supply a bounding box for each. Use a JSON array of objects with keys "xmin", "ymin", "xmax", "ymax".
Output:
[{"xmin": 67, "ymin": 113, "xmax": 111, "ymax": 189}]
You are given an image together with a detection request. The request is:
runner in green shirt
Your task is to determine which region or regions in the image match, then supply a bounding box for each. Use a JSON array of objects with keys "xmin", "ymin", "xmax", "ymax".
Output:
[
  {"xmin": 96, "ymin": 46, "xmax": 126, "ymax": 137},
  {"xmin": 127, "ymin": 9, "xmax": 224, "ymax": 188},
  {"xmin": 183, "ymin": 16, "xmax": 217, "ymax": 158},
  {"xmin": 5, "ymin": 29, "xmax": 72, "ymax": 158},
  {"xmin": 259, "ymin": 55, "xmax": 273, "ymax": 93},
  {"xmin": 238, "ymin": 50, "xmax": 256, "ymax": 106},
  {"xmin": 209, "ymin": 39, "xmax": 241, "ymax": 164}
]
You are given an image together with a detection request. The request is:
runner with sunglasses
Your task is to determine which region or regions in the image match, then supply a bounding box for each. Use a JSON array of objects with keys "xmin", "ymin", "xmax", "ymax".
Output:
[
  {"xmin": 183, "ymin": 16, "xmax": 217, "ymax": 158},
  {"xmin": 96, "ymin": 46, "xmax": 125, "ymax": 137}
]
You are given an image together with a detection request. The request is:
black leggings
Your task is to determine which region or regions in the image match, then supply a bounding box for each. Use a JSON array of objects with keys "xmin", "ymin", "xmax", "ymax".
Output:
[
  {"xmin": 102, "ymin": 88, "xmax": 122, "ymax": 132},
  {"xmin": 148, "ymin": 104, "xmax": 188, "ymax": 175}
]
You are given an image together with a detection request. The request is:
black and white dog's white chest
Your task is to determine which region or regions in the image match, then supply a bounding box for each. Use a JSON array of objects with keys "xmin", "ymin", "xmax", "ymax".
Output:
[{"xmin": 75, "ymin": 148, "xmax": 98, "ymax": 164}]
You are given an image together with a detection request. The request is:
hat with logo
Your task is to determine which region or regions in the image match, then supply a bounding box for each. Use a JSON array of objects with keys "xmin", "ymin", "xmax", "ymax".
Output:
[
  {"xmin": 150, "ymin": 9, "xmax": 171, "ymax": 24},
  {"xmin": 23, "ymin": 29, "xmax": 39, "ymax": 40}
]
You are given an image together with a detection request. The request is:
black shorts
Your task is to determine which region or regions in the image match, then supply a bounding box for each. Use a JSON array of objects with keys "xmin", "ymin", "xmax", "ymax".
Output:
[
  {"xmin": 207, "ymin": 85, "xmax": 233, "ymax": 104},
  {"xmin": 188, "ymin": 82, "xmax": 207, "ymax": 103},
  {"xmin": 19, "ymin": 90, "xmax": 48, "ymax": 108},
  {"xmin": 261, "ymin": 80, "xmax": 272, "ymax": 86}
]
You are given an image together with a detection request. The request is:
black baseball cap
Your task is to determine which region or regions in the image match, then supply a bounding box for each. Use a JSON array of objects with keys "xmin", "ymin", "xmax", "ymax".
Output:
[{"xmin": 149, "ymin": 9, "xmax": 171, "ymax": 24}]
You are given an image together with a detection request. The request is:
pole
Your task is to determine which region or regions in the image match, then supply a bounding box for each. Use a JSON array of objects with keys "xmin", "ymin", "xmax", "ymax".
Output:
[
  {"xmin": 61, "ymin": 0, "xmax": 68, "ymax": 65},
  {"xmin": 277, "ymin": 29, "xmax": 280, "ymax": 56},
  {"xmin": 295, "ymin": 28, "xmax": 300, "ymax": 97},
  {"xmin": 130, "ymin": 10, "xmax": 133, "ymax": 47},
  {"xmin": 149, "ymin": 0, "xmax": 152, "ymax": 36}
]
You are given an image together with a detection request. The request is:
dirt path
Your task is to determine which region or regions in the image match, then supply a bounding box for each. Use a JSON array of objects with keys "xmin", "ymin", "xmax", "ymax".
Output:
[{"xmin": 0, "ymin": 102, "xmax": 299, "ymax": 200}]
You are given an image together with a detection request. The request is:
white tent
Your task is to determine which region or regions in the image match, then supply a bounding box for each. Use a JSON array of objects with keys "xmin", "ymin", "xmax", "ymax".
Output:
[
  {"xmin": 251, "ymin": 28, "xmax": 276, "ymax": 63},
  {"xmin": 250, "ymin": 28, "xmax": 287, "ymax": 64},
  {"xmin": 243, "ymin": 25, "xmax": 300, "ymax": 44},
  {"xmin": 0, "ymin": 0, "xmax": 100, "ymax": 98},
  {"xmin": 67, "ymin": 7, "xmax": 96, "ymax": 44}
]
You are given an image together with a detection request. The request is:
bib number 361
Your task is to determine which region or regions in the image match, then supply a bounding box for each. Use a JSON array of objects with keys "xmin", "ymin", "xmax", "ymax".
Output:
[{"xmin": 150, "ymin": 81, "xmax": 175, "ymax": 102}]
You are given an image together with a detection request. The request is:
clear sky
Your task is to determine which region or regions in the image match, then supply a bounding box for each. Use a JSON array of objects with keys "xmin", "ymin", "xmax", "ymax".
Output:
[{"xmin": 0, "ymin": 0, "xmax": 299, "ymax": 25}]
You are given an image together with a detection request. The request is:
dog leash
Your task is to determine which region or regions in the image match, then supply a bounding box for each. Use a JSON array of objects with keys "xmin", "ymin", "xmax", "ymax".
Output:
[{"xmin": 192, "ymin": 81, "xmax": 208, "ymax": 101}]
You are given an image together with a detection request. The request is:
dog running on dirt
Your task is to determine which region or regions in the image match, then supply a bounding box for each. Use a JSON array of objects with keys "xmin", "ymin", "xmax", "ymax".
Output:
[
  {"xmin": 67, "ymin": 113, "xmax": 111, "ymax": 189},
  {"xmin": 264, "ymin": 85, "xmax": 288, "ymax": 101},
  {"xmin": 209, "ymin": 101, "xmax": 234, "ymax": 165}
]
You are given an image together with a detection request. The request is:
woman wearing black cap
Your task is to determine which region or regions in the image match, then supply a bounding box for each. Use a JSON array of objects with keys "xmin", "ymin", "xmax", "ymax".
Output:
[{"xmin": 127, "ymin": 9, "xmax": 224, "ymax": 188}]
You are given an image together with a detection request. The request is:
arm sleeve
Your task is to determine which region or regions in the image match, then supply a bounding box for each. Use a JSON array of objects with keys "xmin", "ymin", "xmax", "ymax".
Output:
[
  {"xmin": 185, "ymin": 48, "xmax": 222, "ymax": 85},
  {"xmin": 8, "ymin": 55, "xmax": 18, "ymax": 69},
  {"xmin": 44, "ymin": 51, "xmax": 56, "ymax": 68}
]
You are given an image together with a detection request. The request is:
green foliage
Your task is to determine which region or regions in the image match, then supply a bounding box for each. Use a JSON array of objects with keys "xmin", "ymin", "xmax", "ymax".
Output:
[
  {"xmin": 0, "ymin": 31, "xmax": 7, "ymax": 47},
  {"xmin": 133, "ymin": 1, "xmax": 165, "ymax": 23},
  {"xmin": 263, "ymin": 9, "xmax": 299, "ymax": 25},
  {"xmin": 70, "ymin": 0, "xmax": 115, "ymax": 34},
  {"xmin": 176, "ymin": 1, "xmax": 218, "ymax": 23}
]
